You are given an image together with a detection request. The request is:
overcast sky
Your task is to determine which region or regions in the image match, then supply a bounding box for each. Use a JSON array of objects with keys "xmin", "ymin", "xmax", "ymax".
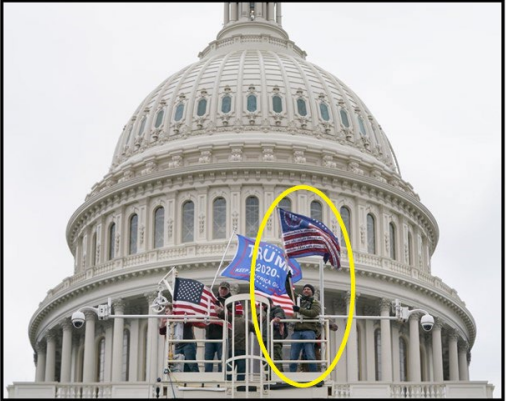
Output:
[{"xmin": 4, "ymin": 3, "xmax": 502, "ymax": 397}]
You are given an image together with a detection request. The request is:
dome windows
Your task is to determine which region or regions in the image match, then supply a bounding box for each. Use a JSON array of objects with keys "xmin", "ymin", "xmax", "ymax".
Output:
[
  {"xmin": 221, "ymin": 95, "xmax": 232, "ymax": 114},
  {"xmin": 108, "ymin": 223, "xmax": 116, "ymax": 260},
  {"xmin": 296, "ymin": 98, "xmax": 307, "ymax": 116},
  {"xmin": 138, "ymin": 117, "xmax": 147, "ymax": 136},
  {"xmin": 213, "ymin": 197, "xmax": 227, "ymax": 239},
  {"xmin": 154, "ymin": 207, "xmax": 164, "ymax": 249},
  {"xmin": 247, "ymin": 94, "xmax": 257, "ymax": 112},
  {"xmin": 367, "ymin": 213, "xmax": 376, "ymax": 254},
  {"xmin": 197, "ymin": 98, "xmax": 207, "ymax": 117},
  {"xmin": 319, "ymin": 102, "xmax": 330, "ymax": 121},
  {"xmin": 389, "ymin": 222, "xmax": 396, "ymax": 260},
  {"xmin": 358, "ymin": 115, "xmax": 367, "ymax": 136},
  {"xmin": 174, "ymin": 103, "xmax": 184, "ymax": 122},
  {"xmin": 129, "ymin": 214, "xmax": 138, "ymax": 255},
  {"xmin": 245, "ymin": 196, "xmax": 259, "ymax": 238},
  {"xmin": 340, "ymin": 206, "xmax": 351, "ymax": 245},
  {"xmin": 310, "ymin": 200, "xmax": 323, "ymax": 221},
  {"xmin": 272, "ymin": 94, "xmax": 283, "ymax": 113},
  {"xmin": 154, "ymin": 109, "xmax": 164, "ymax": 128},
  {"xmin": 182, "ymin": 201, "xmax": 195, "ymax": 243},
  {"xmin": 340, "ymin": 109, "xmax": 350, "ymax": 128}
]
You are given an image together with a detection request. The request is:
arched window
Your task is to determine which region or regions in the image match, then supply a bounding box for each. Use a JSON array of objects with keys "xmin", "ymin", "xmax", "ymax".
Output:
[
  {"xmin": 91, "ymin": 233, "xmax": 97, "ymax": 267},
  {"xmin": 197, "ymin": 98, "xmax": 207, "ymax": 116},
  {"xmin": 297, "ymin": 98, "xmax": 307, "ymax": 116},
  {"xmin": 273, "ymin": 95, "xmax": 282, "ymax": 113},
  {"xmin": 121, "ymin": 329, "xmax": 130, "ymax": 381},
  {"xmin": 154, "ymin": 109, "xmax": 164, "ymax": 128},
  {"xmin": 182, "ymin": 201, "xmax": 194, "ymax": 243},
  {"xmin": 340, "ymin": 109, "xmax": 350, "ymax": 127},
  {"xmin": 221, "ymin": 95, "xmax": 232, "ymax": 114},
  {"xmin": 389, "ymin": 222, "xmax": 396, "ymax": 260},
  {"xmin": 310, "ymin": 200, "xmax": 323, "ymax": 222},
  {"xmin": 174, "ymin": 103, "xmax": 184, "ymax": 122},
  {"xmin": 245, "ymin": 196, "xmax": 259, "ymax": 238},
  {"xmin": 154, "ymin": 207, "xmax": 164, "ymax": 249},
  {"xmin": 279, "ymin": 197, "xmax": 292, "ymax": 212},
  {"xmin": 408, "ymin": 232, "xmax": 413, "ymax": 266},
  {"xmin": 213, "ymin": 197, "xmax": 226, "ymax": 239},
  {"xmin": 129, "ymin": 214, "xmax": 138, "ymax": 255},
  {"xmin": 138, "ymin": 117, "xmax": 146, "ymax": 136},
  {"xmin": 358, "ymin": 115, "xmax": 367, "ymax": 136},
  {"xmin": 320, "ymin": 102, "xmax": 330, "ymax": 121},
  {"xmin": 109, "ymin": 223, "xmax": 116, "ymax": 260},
  {"xmin": 247, "ymin": 94, "xmax": 257, "ymax": 112},
  {"xmin": 375, "ymin": 329, "xmax": 382, "ymax": 381},
  {"xmin": 367, "ymin": 214, "xmax": 376, "ymax": 254},
  {"xmin": 399, "ymin": 337, "xmax": 408, "ymax": 382},
  {"xmin": 97, "ymin": 338, "xmax": 106, "ymax": 382},
  {"xmin": 125, "ymin": 124, "xmax": 133, "ymax": 144},
  {"xmin": 340, "ymin": 206, "xmax": 351, "ymax": 245}
]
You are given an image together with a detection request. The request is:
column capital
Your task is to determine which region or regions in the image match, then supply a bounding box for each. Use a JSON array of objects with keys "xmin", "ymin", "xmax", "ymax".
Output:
[
  {"xmin": 45, "ymin": 329, "xmax": 58, "ymax": 343},
  {"xmin": 380, "ymin": 298, "xmax": 392, "ymax": 313},
  {"xmin": 448, "ymin": 329, "xmax": 460, "ymax": 342},
  {"xmin": 432, "ymin": 317, "xmax": 444, "ymax": 330},
  {"xmin": 332, "ymin": 298, "xmax": 347, "ymax": 314},
  {"xmin": 342, "ymin": 291, "xmax": 360, "ymax": 305},
  {"xmin": 84, "ymin": 310, "xmax": 97, "ymax": 321},
  {"xmin": 458, "ymin": 341, "xmax": 469, "ymax": 353},
  {"xmin": 59, "ymin": 317, "xmax": 74, "ymax": 332},
  {"xmin": 36, "ymin": 341, "xmax": 47, "ymax": 352},
  {"xmin": 112, "ymin": 298, "xmax": 126, "ymax": 314},
  {"xmin": 144, "ymin": 291, "xmax": 158, "ymax": 305},
  {"xmin": 408, "ymin": 311, "xmax": 424, "ymax": 321}
]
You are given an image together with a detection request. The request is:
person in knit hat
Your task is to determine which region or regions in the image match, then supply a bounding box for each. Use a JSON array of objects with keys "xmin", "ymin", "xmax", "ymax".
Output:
[{"xmin": 289, "ymin": 284, "xmax": 321, "ymax": 374}]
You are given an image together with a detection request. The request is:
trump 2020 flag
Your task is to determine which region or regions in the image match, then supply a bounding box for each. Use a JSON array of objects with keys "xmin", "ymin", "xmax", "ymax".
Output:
[
  {"xmin": 278, "ymin": 208, "xmax": 341, "ymax": 269},
  {"xmin": 173, "ymin": 277, "xmax": 218, "ymax": 317},
  {"xmin": 221, "ymin": 234, "xmax": 302, "ymax": 296}
]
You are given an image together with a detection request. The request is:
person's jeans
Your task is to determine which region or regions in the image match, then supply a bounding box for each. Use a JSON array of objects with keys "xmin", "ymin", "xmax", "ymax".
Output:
[
  {"xmin": 226, "ymin": 349, "xmax": 246, "ymax": 381},
  {"xmin": 175, "ymin": 343, "xmax": 199, "ymax": 372},
  {"xmin": 204, "ymin": 341, "xmax": 223, "ymax": 372},
  {"xmin": 289, "ymin": 330, "xmax": 317, "ymax": 372}
]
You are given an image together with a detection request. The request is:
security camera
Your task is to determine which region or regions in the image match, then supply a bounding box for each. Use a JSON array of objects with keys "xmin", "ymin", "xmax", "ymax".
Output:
[
  {"xmin": 420, "ymin": 314, "xmax": 434, "ymax": 332},
  {"xmin": 71, "ymin": 310, "xmax": 85, "ymax": 329}
]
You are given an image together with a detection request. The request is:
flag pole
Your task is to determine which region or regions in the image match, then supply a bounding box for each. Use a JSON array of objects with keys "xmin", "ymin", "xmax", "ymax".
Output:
[
  {"xmin": 210, "ymin": 228, "xmax": 236, "ymax": 293},
  {"xmin": 276, "ymin": 207, "xmax": 296, "ymax": 304},
  {"xmin": 319, "ymin": 258, "xmax": 324, "ymax": 312}
]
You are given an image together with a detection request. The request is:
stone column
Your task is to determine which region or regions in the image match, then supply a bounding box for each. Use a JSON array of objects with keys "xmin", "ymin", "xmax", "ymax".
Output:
[
  {"xmin": 364, "ymin": 306, "xmax": 377, "ymax": 381},
  {"xmin": 103, "ymin": 320, "xmax": 114, "ymax": 382},
  {"xmin": 333, "ymin": 298, "xmax": 347, "ymax": 383},
  {"xmin": 112, "ymin": 299, "xmax": 126, "ymax": 381},
  {"xmin": 458, "ymin": 342, "xmax": 469, "ymax": 381},
  {"xmin": 145, "ymin": 292, "xmax": 159, "ymax": 383},
  {"xmin": 82, "ymin": 311, "xmax": 97, "ymax": 383},
  {"xmin": 60, "ymin": 318, "xmax": 74, "ymax": 382},
  {"xmin": 391, "ymin": 322, "xmax": 400, "ymax": 382},
  {"xmin": 128, "ymin": 310, "xmax": 141, "ymax": 382},
  {"xmin": 448, "ymin": 330, "xmax": 459, "ymax": 381},
  {"xmin": 432, "ymin": 319, "xmax": 444, "ymax": 382},
  {"xmin": 224, "ymin": 3, "xmax": 229, "ymax": 24},
  {"xmin": 230, "ymin": 2, "xmax": 238, "ymax": 21},
  {"xmin": 276, "ymin": 2, "xmax": 282, "ymax": 25},
  {"xmin": 35, "ymin": 341, "xmax": 47, "ymax": 382},
  {"xmin": 268, "ymin": 2, "xmax": 274, "ymax": 21},
  {"xmin": 425, "ymin": 335, "xmax": 434, "ymax": 382},
  {"xmin": 408, "ymin": 313, "xmax": 421, "ymax": 382},
  {"xmin": 44, "ymin": 331, "xmax": 57, "ymax": 382},
  {"xmin": 344, "ymin": 291, "xmax": 359, "ymax": 382},
  {"xmin": 380, "ymin": 299, "xmax": 393, "ymax": 382}
]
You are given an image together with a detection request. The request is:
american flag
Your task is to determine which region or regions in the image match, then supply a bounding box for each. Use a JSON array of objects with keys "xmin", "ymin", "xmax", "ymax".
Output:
[
  {"xmin": 278, "ymin": 208, "xmax": 341, "ymax": 269},
  {"xmin": 173, "ymin": 278, "xmax": 218, "ymax": 317},
  {"xmin": 255, "ymin": 290, "xmax": 295, "ymax": 317}
]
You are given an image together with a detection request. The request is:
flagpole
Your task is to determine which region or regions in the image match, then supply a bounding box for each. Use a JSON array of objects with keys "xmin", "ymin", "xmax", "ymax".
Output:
[
  {"xmin": 276, "ymin": 207, "xmax": 296, "ymax": 304},
  {"xmin": 319, "ymin": 258, "xmax": 324, "ymax": 312},
  {"xmin": 210, "ymin": 228, "xmax": 236, "ymax": 293}
]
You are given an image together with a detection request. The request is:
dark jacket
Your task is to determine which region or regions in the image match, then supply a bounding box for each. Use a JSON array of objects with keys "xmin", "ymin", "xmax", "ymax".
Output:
[
  {"xmin": 293, "ymin": 296, "xmax": 321, "ymax": 332},
  {"xmin": 206, "ymin": 292, "xmax": 232, "ymax": 339},
  {"xmin": 218, "ymin": 310, "xmax": 255, "ymax": 352},
  {"xmin": 261, "ymin": 304, "xmax": 287, "ymax": 340}
]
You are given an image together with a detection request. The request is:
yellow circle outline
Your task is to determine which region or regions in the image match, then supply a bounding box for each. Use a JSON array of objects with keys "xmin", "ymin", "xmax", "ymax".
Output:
[{"xmin": 249, "ymin": 184, "xmax": 356, "ymax": 388}]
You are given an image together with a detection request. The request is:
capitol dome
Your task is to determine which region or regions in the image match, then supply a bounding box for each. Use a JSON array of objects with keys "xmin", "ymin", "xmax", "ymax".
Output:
[{"xmin": 13, "ymin": 3, "xmax": 494, "ymax": 399}]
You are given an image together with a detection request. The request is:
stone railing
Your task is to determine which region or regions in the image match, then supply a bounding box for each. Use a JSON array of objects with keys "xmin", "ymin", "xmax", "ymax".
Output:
[{"xmin": 7, "ymin": 381, "xmax": 494, "ymax": 399}]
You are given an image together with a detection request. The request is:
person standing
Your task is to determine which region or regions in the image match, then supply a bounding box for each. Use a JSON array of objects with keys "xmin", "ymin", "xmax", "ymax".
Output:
[
  {"xmin": 289, "ymin": 284, "xmax": 321, "ymax": 373},
  {"xmin": 204, "ymin": 281, "xmax": 232, "ymax": 372},
  {"xmin": 159, "ymin": 303, "xmax": 200, "ymax": 372},
  {"xmin": 261, "ymin": 297, "xmax": 287, "ymax": 372}
]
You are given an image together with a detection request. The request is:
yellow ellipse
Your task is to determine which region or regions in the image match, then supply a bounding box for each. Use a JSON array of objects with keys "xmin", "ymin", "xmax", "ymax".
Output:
[{"xmin": 249, "ymin": 184, "xmax": 356, "ymax": 388}]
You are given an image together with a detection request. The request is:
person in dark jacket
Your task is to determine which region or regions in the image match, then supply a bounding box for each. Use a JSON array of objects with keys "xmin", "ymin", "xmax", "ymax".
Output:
[
  {"xmin": 260, "ymin": 298, "xmax": 287, "ymax": 372},
  {"xmin": 159, "ymin": 303, "xmax": 201, "ymax": 372},
  {"xmin": 204, "ymin": 281, "xmax": 232, "ymax": 372},
  {"xmin": 289, "ymin": 284, "xmax": 321, "ymax": 373}
]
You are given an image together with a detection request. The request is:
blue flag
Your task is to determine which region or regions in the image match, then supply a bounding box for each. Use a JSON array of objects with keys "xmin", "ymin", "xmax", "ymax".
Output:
[{"xmin": 221, "ymin": 234, "xmax": 302, "ymax": 296}]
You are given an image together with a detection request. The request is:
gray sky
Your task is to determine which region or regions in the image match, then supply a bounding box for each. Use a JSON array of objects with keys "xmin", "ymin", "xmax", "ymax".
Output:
[{"xmin": 4, "ymin": 3, "xmax": 502, "ymax": 397}]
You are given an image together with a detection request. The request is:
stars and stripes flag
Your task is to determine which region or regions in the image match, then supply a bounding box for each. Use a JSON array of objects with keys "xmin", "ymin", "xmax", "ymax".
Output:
[
  {"xmin": 173, "ymin": 277, "xmax": 218, "ymax": 317},
  {"xmin": 255, "ymin": 289, "xmax": 295, "ymax": 317},
  {"xmin": 278, "ymin": 208, "xmax": 342, "ymax": 269}
]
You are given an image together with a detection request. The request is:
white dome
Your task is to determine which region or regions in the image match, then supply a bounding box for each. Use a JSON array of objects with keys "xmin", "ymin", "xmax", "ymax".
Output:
[{"xmin": 110, "ymin": 17, "xmax": 400, "ymax": 177}]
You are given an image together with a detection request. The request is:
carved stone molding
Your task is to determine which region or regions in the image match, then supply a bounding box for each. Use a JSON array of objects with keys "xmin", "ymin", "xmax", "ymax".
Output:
[
  {"xmin": 59, "ymin": 318, "xmax": 74, "ymax": 332},
  {"xmin": 144, "ymin": 291, "xmax": 158, "ymax": 305},
  {"xmin": 84, "ymin": 310, "xmax": 97, "ymax": 322},
  {"xmin": 380, "ymin": 298, "xmax": 392, "ymax": 313},
  {"xmin": 36, "ymin": 341, "xmax": 47, "ymax": 353},
  {"xmin": 458, "ymin": 341, "xmax": 469, "ymax": 353},
  {"xmin": 112, "ymin": 298, "xmax": 126, "ymax": 314},
  {"xmin": 332, "ymin": 298, "xmax": 347, "ymax": 314}
]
